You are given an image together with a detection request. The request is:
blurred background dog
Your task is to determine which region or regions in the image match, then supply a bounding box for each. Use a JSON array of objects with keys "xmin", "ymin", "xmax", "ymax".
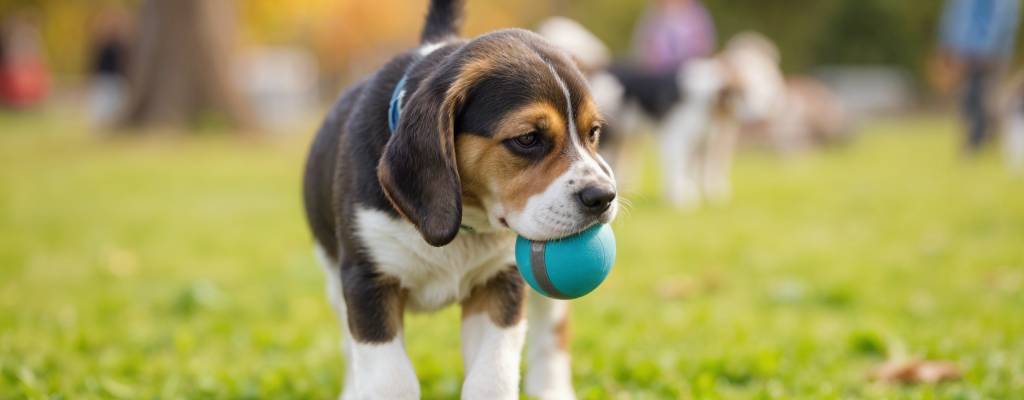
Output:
[{"xmin": 539, "ymin": 17, "xmax": 849, "ymax": 209}]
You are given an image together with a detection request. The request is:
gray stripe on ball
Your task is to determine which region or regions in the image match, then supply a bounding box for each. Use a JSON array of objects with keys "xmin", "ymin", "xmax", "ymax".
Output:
[{"xmin": 530, "ymin": 241, "xmax": 565, "ymax": 298}]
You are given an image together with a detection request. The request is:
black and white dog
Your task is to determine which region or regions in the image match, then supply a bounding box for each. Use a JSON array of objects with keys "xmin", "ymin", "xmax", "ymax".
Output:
[
  {"xmin": 539, "ymin": 18, "xmax": 787, "ymax": 209},
  {"xmin": 302, "ymin": 1, "xmax": 617, "ymax": 399}
]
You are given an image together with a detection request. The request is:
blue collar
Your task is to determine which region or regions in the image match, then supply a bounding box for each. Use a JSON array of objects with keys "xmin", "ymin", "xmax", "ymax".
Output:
[
  {"xmin": 388, "ymin": 53, "xmax": 424, "ymax": 134},
  {"xmin": 385, "ymin": 55, "xmax": 477, "ymax": 235},
  {"xmin": 387, "ymin": 73, "xmax": 410, "ymax": 134}
]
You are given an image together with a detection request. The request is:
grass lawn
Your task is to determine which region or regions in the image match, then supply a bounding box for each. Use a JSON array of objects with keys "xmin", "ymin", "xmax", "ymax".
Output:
[{"xmin": 1, "ymin": 110, "xmax": 1023, "ymax": 399}]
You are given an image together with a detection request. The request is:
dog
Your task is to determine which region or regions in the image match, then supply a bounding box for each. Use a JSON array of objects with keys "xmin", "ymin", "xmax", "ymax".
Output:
[
  {"xmin": 739, "ymin": 75, "xmax": 851, "ymax": 154},
  {"xmin": 302, "ymin": 1, "xmax": 617, "ymax": 399},
  {"xmin": 539, "ymin": 18, "xmax": 787, "ymax": 209}
]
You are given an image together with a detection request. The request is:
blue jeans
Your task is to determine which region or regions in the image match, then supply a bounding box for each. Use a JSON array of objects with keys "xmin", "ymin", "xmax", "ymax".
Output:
[{"xmin": 962, "ymin": 62, "xmax": 994, "ymax": 151}]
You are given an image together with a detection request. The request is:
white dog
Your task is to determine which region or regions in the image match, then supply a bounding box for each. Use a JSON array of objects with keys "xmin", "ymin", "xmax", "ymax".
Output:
[{"xmin": 540, "ymin": 18, "xmax": 788, "ymax": 208}]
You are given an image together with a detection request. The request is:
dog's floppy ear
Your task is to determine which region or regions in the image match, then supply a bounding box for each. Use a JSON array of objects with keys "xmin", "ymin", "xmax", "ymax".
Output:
[{"xmin": 378, "ymin": 58, "xmax": 482, "ymax": 247}]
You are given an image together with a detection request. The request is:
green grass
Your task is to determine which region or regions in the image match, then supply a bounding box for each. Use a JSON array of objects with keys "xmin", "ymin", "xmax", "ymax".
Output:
[{"xmin": 1, "ymin": 110, "xmax": 1023, "ymax": 399}]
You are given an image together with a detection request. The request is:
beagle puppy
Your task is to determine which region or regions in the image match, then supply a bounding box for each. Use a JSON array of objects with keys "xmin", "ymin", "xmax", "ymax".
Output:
[{"xmin": 302, "ymin": 1, "xmax": 617, "ymax": 399}]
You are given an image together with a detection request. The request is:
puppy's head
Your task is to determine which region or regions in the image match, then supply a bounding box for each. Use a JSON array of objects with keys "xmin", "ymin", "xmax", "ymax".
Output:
[{"xmin": 379, "ymin": 29, "xmax": 617, "ymax": 246}]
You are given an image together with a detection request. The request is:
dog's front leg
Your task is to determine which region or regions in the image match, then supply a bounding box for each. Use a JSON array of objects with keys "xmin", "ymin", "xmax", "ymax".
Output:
[
  {"xmin": 340, "ymin": 264, "xmax": 419, "ymax": 400},
  {"xmin": 659, "ymin": 102, "xmax": 711, "ymax": 210},
  {"xmin": 460, "ymin": 267, "xmax": 526, "ymax": 400},
  {"xmin": 524, "ymin": 291, "xmax": 575, "ymax": 400}
]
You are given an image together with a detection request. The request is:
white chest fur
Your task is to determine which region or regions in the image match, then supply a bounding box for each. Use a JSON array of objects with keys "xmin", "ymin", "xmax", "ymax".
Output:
[{"xmin": 355, "ymin": 208, "xmax": 516, "ymax": 312}]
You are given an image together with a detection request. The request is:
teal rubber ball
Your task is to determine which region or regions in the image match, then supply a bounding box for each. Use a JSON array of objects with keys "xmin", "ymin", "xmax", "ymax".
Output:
[{"xmin": 515, "ymin": 224, "xmax": 616, "ymax": 299}]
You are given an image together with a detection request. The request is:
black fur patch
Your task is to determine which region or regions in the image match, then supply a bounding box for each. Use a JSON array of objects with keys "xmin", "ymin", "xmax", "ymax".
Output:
[
  {"xmin": 340, "ymin": 260, "xmax": 404, "ymax": 343},
  {"xmin": 608, "ymin": 63, "xmax": 683, "ymax": 119}
]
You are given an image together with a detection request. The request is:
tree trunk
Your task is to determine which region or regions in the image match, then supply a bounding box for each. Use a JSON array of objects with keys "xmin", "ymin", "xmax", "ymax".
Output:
[{"xmin": 119, "ymin": 0, "xmax": 252, "ymax": 131}]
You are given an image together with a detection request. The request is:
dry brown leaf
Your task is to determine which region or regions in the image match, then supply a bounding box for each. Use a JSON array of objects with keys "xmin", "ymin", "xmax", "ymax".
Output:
[
  {"xmin": 872, "ymin": 358, "xmax": 962, "ymax": 384},
  {"xmin": 106, "ymin": 247, "xmax": 138, "ymax": 277},
  {"xmin": 655, "ymin": 272, "xmax": 724, "ymax": 300},
  {"xmin": 656, "ymin": 277, "xmax": 697, "ymax": 300}
]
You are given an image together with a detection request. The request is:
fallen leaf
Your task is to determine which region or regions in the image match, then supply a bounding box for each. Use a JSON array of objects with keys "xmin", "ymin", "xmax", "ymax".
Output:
[
  {"xmin": 106, "ymin": 247, "xmax": 138, "ymax": 277},
  {"xmin": 872, "ymin": 358, "xmax": 961, "ymax": 384},
  {"xmin": 656, "ymin": 276, "xmax": 698, "ymax": 300},
  {"xmin": 655, "ymin": 272, "xmax": 722, "ymax": 300}
]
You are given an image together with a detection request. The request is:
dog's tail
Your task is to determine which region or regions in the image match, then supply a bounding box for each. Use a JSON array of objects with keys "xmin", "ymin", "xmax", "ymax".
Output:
[{"xmin": 421, "ymin": 0, "xmax": 464, "ymax": 44}]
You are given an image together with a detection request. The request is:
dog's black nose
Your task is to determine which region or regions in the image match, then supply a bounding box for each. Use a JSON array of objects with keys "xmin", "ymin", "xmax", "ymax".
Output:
[{"xmin": 576, "ymin": 185, "xmax": 616, "ymax": 214}]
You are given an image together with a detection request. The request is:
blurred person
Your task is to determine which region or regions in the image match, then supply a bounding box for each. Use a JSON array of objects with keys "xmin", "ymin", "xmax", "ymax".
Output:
[
  {"xmin": 88, "ymin": 8, "xmax": 132, "ymax": 126},
  {"xmin": 0, "ymin": 14, "xmax": 49, "ymax": 108},
  {"xmin": 939, "ymin": 0, "xmax": 1020, "ymax": 153},
  {"xmin": 631, "ymin": 0, "xmax": 716, "ymax": 73}
]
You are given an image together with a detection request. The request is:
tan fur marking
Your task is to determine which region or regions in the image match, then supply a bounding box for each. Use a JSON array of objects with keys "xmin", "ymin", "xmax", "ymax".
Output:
[
  {"xmin": 502, "ymin": 150, "xmax": 571, "ymax": 211},
  {"xmin": 433, "ymin": 58, "xmax": 495, "ymax": 183},
  {"xmin": 554, "ymin": 306, "xmax": 570, "ymax": 350},
  {"xmin": 455, "ymin": 102, "xmax": 575, "ymax": 214},
  {"xmin": 456, "ymin": 134, "xmax": 494, "ymax": 205},
  {"xmin": 461, "ymin": 267, "xmax": 525, "ymax": 327},
  {"xmin": 491, "ymin": 103, "xmax": 564, "ymax": 141},
  {"xmin": 574, "ymin": 98, "xmax": 604, "ymax": 151}
]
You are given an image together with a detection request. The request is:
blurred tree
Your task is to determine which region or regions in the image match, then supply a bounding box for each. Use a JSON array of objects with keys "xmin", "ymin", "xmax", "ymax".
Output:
[
  {"xmin": 118, "ymin": 0, "xmax": 252, "ymax": 130},
  {"xmin": 812, "ymin": 0, "xmax": 943, "ymax": 78}
]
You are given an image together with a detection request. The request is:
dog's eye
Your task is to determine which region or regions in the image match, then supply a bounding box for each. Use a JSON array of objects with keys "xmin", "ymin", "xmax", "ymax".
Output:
[
  {"xmin": 588, "ymin": 126, "xmax": 601, "ymax": 143},
  {"xmin": 513, "ymin": 132, "xmax": 539, "ymax": 148},
  {"xmin": 503, "ymin": 131, "xmax": 547, "ymax": 158}
]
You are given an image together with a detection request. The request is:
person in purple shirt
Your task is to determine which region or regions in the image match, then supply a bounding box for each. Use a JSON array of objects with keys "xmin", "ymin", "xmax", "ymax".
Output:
[
  {"xmin": 632, "ymin": 0, "xmax": 717, "ymax": 73},
  {"xmin": 939, "ymin": 0, "xmax": 1021, "ymax": 152}
]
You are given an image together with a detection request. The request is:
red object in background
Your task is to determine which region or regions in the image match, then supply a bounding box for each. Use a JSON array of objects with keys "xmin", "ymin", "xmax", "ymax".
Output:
[
  {"xmin": 0, "ymin": 14, "xmax": 51, "ymax": 108},
  {"xmin": 0, "ymin": 59, "xmax": 49, "ymax": 107}
]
